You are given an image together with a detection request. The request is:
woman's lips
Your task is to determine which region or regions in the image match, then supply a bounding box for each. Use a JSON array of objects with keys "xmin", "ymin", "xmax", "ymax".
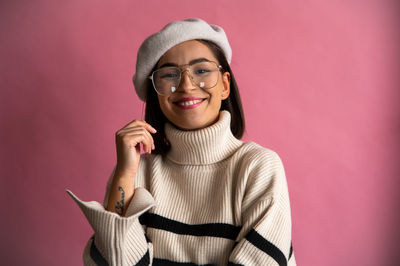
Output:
[{"xmin": 173, "ymin": 97, "xmax": 206, "ymax": 109}]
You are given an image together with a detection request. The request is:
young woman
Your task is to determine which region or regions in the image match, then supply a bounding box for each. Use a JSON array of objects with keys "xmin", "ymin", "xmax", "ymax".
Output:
[{"xmin": 67, "ymin": 18, "xmax": 296, "ymax": 266}]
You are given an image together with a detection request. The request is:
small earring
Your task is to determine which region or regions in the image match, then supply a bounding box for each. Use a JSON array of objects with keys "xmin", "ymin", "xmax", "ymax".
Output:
[{"xmin": 221, "ymin": 94, "xmax": 225, "ymax": 97}]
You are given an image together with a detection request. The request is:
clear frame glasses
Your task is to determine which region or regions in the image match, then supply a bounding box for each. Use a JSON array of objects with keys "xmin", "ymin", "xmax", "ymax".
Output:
[{"xmin": 149, "ymin": 60, "xmax": 223, "ymax": 96}]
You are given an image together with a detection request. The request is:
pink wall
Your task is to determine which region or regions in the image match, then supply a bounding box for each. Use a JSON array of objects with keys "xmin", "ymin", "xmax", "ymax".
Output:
[{"xmin": 1, "ymin": 1, "xmax": 399, "ymax": 265}]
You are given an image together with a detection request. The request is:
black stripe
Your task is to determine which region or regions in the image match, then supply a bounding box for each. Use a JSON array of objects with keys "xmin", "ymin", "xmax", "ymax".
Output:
[
  {"xmin": 245, "ymin": 229, "xmax": 287, "ymax": 266},
  {"xmin": 90, "ymin": 236, "xmax": 109, "ymax": 266},
  {"xmin": 289, "ymin": 242, "xmax": 293, "ymax": 260},
  {"xmin": 153, "ymin": 258, "xmax": 215, "ymax": 266},
  {"xmin": 135, "ymin": 249, "xmax": 150, "ymax": 266},
  {"xmin": 139, "ymin": 213, "xmax": 241, "ymax": 240}
]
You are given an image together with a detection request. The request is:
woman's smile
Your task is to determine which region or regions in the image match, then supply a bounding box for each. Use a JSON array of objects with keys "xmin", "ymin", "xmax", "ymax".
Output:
[{"xmin": 173, "ymin": 97, "xmax": 207, "ymax": 109}]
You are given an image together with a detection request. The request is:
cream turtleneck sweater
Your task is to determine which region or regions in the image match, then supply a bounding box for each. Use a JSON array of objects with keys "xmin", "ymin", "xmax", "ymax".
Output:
[{"xmin": 66, "ymin": 110, "xmax": 296, "ymax": 266}]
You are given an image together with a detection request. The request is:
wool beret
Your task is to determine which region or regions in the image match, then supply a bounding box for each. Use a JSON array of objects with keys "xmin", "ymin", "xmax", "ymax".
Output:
[{"xmin": 132, "ymin": 18, "xmax": 232, "ymax": 101}]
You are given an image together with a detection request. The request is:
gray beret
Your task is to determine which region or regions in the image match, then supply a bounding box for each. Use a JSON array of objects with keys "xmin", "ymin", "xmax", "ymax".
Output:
[{"xmin": 132, "ymin": 18, "xmax": 232, "ymax": 101}]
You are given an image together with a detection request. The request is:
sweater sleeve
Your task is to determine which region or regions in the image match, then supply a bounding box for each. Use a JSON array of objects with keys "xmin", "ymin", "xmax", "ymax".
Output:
[
  {"xmin": 66, "ymin": 166, "xmax": 156, "ymax": 266},
  {"xmin": 228, "ymin": 150, "xmax": 296, "ymax": 266}
]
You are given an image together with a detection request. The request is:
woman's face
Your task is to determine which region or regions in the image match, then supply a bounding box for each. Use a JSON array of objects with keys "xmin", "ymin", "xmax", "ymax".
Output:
[{"xmin": 155, "ymin": 40, "xmax": 230, "ymax": 130}]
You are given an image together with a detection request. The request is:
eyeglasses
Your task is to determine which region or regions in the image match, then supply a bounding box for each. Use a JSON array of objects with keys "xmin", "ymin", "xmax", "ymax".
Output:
[{"xmin": 149, "ymin": 60, "xmax": 222, "ymax": 96}]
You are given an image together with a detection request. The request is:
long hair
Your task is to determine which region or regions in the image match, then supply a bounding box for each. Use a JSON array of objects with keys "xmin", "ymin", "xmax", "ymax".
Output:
[{"xmin": 144, "ymin": 39, "xmax": 245, "ymax": 155}]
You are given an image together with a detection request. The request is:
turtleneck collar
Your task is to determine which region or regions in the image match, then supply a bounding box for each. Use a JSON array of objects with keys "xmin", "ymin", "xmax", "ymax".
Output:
[{"xmin": 164, "ymin": 110, "xmax": 243, "ymax": 165}]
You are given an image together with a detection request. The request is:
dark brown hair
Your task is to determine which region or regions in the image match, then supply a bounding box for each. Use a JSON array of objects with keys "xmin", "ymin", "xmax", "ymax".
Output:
[{"xmin": 144, "ymin": 39, "xmax": 245, "ymax": 155}]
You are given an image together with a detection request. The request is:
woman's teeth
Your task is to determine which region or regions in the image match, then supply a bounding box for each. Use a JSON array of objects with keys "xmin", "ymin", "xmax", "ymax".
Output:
[{"xmin": 177, "ymin": 99, "xmax": 202, "ymax": 106}]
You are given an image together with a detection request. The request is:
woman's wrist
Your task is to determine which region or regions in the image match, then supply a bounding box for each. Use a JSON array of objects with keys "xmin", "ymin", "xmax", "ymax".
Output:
[{"xmin": 114, "ymin": 166, "xmax": 136, "ymax": 180}]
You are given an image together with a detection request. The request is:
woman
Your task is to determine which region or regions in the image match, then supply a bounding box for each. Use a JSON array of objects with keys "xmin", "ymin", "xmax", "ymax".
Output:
[{"xmin": 67, "ymin": 18, "xmax": 296, "ymax": 266}]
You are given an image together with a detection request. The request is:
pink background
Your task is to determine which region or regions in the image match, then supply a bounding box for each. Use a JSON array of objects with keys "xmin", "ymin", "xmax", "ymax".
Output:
[{"xmin": 1, "ymin": 1, "xmax": 399, "ymax": 265}]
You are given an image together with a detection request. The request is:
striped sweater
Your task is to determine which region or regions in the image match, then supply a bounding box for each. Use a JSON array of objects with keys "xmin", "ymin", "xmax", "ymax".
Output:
[{"xmin": 66, "ymin": 110, "xmax": 296, "ymax": 266}]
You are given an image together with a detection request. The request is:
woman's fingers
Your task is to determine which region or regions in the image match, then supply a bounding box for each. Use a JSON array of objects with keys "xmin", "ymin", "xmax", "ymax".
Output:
[
  {"xmin": 120, "ymin": 119, "xmax": 157, "ymax": 134},
  {"xmin": 122, "ymin": 127, "xmax": 154, "ymax": 152},
  {"xmin": 121, "ymin": 127, "xmax": 155, "ymax": 154},
  {"xmin": 118, "ymin": 120, "xmax": 156, "ymax": 152},
  {"xmin": 114, "ymin": 119, "xmax": 157, "ymax": 175}
]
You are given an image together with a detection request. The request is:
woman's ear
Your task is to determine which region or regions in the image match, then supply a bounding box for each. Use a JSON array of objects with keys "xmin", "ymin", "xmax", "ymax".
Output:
[{"xmin": 221, "ymin": 72, "xmax": 231, "ymax": 100}]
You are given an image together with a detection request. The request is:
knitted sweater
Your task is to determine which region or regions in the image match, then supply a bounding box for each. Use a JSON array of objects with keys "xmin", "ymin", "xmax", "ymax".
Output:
[{"xmin": 66, "ymin": 110, "xmax": 296, "ymax": 266}]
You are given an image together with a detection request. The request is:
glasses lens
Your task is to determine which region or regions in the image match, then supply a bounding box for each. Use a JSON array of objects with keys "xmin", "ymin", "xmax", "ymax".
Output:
[
  {"xmin": 190, "ymin": 61, "xmax": 220, "ymax": 89},
  {"xmin": 153, "ymin": 67, "xmax": 180, "ymax": 95}
]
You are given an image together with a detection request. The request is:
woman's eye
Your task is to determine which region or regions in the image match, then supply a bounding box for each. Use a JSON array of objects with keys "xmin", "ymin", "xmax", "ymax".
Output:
[
  {"xmin": 194, "ymin": 69, "xmax": 211, "ymax": 75},
  {"xmin": 161, "ymin": 73, "xmax": 178, "ymax": 79}
]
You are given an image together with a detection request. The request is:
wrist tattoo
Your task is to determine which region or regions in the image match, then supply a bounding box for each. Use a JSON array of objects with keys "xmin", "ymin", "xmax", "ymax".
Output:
[{"xmin": 115, "ymin": 186, "xmax": 125, "ymax": 215}]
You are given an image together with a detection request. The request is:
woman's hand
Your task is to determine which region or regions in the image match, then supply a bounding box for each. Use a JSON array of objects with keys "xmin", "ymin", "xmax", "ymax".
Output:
[
  {"xmin": 114, "ymin": 120, "xmax": 157, "ymax": 178},
  {"xmin": 106, "ymin": 120, "xmax": 156, "ymax": 215}
]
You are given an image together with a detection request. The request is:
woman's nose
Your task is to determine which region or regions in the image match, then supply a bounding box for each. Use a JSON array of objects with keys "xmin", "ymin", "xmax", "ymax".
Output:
[{"xmin": 177, "ymin": 70, "xmax": 196, "ymax": 91}]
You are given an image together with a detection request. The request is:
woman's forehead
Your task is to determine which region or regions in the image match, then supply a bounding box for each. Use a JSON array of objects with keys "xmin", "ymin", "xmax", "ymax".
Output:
[{"xmin": 157, "ymin": 40, "xmax": 218, "ymax": 67}]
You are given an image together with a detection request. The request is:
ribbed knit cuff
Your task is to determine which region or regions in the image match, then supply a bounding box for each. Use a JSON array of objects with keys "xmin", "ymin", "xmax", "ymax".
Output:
[{"xmin": 66, "ymin": 188, "xmax": 156, "ymax": 265}]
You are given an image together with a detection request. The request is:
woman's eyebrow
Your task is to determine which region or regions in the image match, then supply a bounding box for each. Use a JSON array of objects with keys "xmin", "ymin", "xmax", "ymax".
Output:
[{"xmin": 158, "ymin": 58, "xmax": 210, "ymax": 69}]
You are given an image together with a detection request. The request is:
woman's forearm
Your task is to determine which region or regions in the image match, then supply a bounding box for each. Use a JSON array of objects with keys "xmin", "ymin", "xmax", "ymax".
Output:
[{"xmin": 106, "ymin": 171, "xmax": 135, "ymax": 216}]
